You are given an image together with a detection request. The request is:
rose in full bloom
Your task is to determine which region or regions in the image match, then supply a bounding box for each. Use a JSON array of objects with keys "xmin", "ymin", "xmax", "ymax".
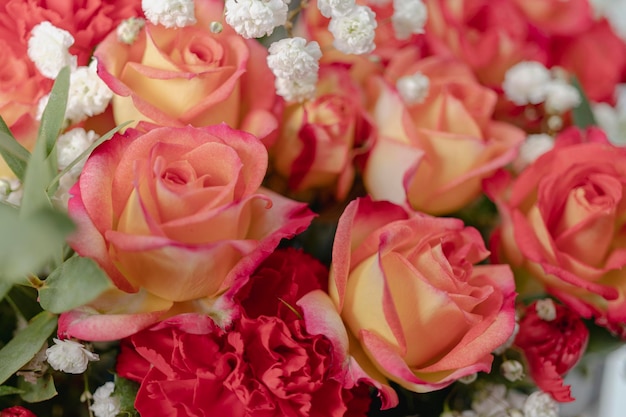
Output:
[
  {"xmin": 95, "ymin": 0, "xmax": 279, "ymax": 142},
  {"xmin": 59, "ymin": 124, "xmax": 313, "ymax": 341},
  {"xmin": 326, "ymin": 197, "xmax": 516, "ymax": 392},
  {"xmin": 364, "ymin": 51, "xmax": 524, "ymax": 215},
  {"xmin": 0, "ymin": 407, "xmax": 36, "ymax": 417},
  {"xmin": 270, "ymin": 65, "xmax": 374, "ymax": 201},
  {"xmin": 116, "ymin": 314, "xmax": 374, "ymax": 417},
  {"xmin": 488, "ymin": 127, "xmax": 626, "ymax": 338},
  {"xmin": 514, "ymin": 300, "xmax": 589, "ymax": 402}
]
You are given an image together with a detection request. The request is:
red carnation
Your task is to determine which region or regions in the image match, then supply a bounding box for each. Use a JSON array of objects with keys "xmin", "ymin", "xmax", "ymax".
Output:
[{"xmin": 0, "ymin": 407, "xmax": 36, "ymax": 417}]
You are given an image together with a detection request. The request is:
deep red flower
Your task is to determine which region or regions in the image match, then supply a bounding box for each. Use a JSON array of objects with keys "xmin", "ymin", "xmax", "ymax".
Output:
[{"xmin": 0, "ymin": 406, "xmax": 36, "ymax": 417}]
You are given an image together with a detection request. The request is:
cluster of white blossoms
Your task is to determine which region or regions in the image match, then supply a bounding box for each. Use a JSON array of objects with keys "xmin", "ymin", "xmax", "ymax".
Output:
[
  {"xmin": 396, "ymin": 71, "xmax": 430, "ymax": 105},
  {"xmin": 513, "ymin": 133, "xmax": 555, "ymax": 173},
  {"xmin": 391, "ymin": 0, "xmax": 428, "ymax": 40},
  {"xmin": 27, "ymin": 22, "xmax": 77, "ymax": 79},
  {"xmin": 225, "ymin": 0, "xmax": 290, "ymax": 39},
  {"xmin": 90, "ymin": 382, "xmax": 122, "ymax": 417},
  {"xmin": 45, "ymin": 338, "xmax": 99, "ymax": 374},
  {"xmin": 142, "ymin": 0, "xmax": 196, "ymax": 28},
  {"xmin": 503, "ymin": 61, "xmax": 581, "ymax": 114},
  {"xmin": 267, "ymin": 37, "xmax": 322, "ymax": 102},
  {"xmin": 117, "ymin": 17, "xmax": 146, "ymax": 44}
]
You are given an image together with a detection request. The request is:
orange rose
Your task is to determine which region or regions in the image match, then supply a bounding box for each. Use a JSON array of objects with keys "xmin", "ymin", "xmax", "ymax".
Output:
[
  {"xmin": 270, "ymin": 65, "xmax": 374, "ymax": 200},
  {"xmin": 95, "ymin": 0, "xmax": 279, "ymax": 142},
  {"xmin": 60, "ymin": 124, "xmax": 314, "ymax": 341},
  {"xmin": 364, "ymin": 51, "xmax": 523, "ymax": 215}
]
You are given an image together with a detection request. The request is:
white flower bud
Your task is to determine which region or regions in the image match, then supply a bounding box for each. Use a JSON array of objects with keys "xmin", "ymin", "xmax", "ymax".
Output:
[
  {"xmin": 27, "ymin": 21, "xmax": 77, "ymax": 79},
  {"xmin": 458, "ymin": 373, "xmax": 478, "ymax": 384},
  {"xmin": 267, "ymin": 37, "xmax": 322, "ymax": 102},
  {"xmin": 502, "ymin": 61, "xmax": 552, "ymax": 105},
  {"xmin": 142, "ymin": 0, "xmax": 196, "ymax": 28},
  {"xmin": 501, "ymin": 360, "xmax": 525, "ymax": 382},
  {"xmin": 397, "ymin": 72, "xmax": 429, "ymax": 105},
  {"xmin": 544, "ymin": 79, "xmax": 581, "ymax": 114},
  {"xmin": 329, "ymin": 5, "xmax": 377, "ymax": 55},
  {"xmin": 117, "ymin": 17, "xmax": 146, "ymax": 44},
  {"xmin": 536, "ymin": 298, "xmax": 557, "ymax": 321},
  {"xmin": 225, "ymin": 0, "xmax": 289, "ymax": 39},
  {"xmin": 523, "ymin": 391, "xmax": 559, "ymax": 417},
  {"xmin": 65, "ymin": 61, "xmax": 113, "ymax": 124},
  {"xmin": 45, "ymin": 338, "xmax": 99, "ymax": 374},
  {"xmin": 0, "ymin": 178, "xmax": 23, "ymax": 206},
  {"xmin": 209, "ymin": 21, "xmax": 223, "ymax": 34},
  {"xmin": 513, "ymin": 133, "xmax": 554, "ymax": 173},
  {"xmin": 392, "ymin": 0, "xmax": 427, "ymax": 40},
  {"xmin": 56, "ymin": 128, "xmax": 99, "ymax": 173},
  {"xmin": 90, "ymin": 382, "xmax": 121, "ymax": 417},
  {"xmin": 317, "ymin": 0, "xmax": 356, "ymax": 18}
]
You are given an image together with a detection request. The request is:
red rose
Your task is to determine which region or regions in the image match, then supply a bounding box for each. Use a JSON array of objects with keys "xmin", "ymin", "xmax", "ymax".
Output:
[
  {"xmin": 0, "ymin": 407, "xmax": 36, "ymax": 417},
  {"xmin": 515, "ymin": 300, "xmax": 589, "ymax": 402},
  {"xmin": 116, "ymin": 314, "xmax": 372, "ymax": 417}
]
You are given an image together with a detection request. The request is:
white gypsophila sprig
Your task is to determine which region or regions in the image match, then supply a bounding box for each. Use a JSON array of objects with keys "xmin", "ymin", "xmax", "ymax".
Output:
[
  {"xmin": 535, "ymin": 298, "xmax": 557, "ymax": 321},
  {"xmin": 0, "ymin": 178, "xmax": 22, "ymax": 206},
  {"xmin": 27, "ymin": 21, "xmax": 77, "ymax": 79},
  {"xmin": 90, "ymin": 382, "xmax": 121, "ymax": 417},
  {"xmin": 328, "ymin": 4, "xmax": 377, "ymax": 55},
  {"xmin": 142, "ymin": 0, "xmax": 196, "ymax": 28},
  {"xmin": 267, "ymin": 37, "xmax": 322, "ymax": 102},
  {"xmin": 544, "ymin": 79, "xmax": 581, "ymax": 114},
  {"xmin": 56, "ymin": 128, "xmax": 100, "ymax": 174},
  {"xmin": 502, "ymin": 61, "xmax": 552, "ymax": 106},
  {"xmin": 225, "ymin": 0, "xmax": 290, "ymax": 39},
  {"xmin": 501, "ymin": 360, "xmax": 525, "ymax": 382},
  {"xmin": 317, "ymin": 0, "xmax": 356, "ymax": 18},
  {"xmin": 392, "ymin": 0, "xmax": 427, "ymax": 40},
  {"xmin": 523, "ymin": 391, "xmax": 559, "ymax": 417},
  {"xmin": 117, "ymin": 17, "xmax": 146, "ymax": 44},
  {"xmin": 45, "ymin": 338, "xmax": 99, "ymax": 374},
  {"xmin": 513, "ymin": 133, "xmax": 554, "ymax": 173},
  {"xmin": 396, "ymin": 72, "xmax": 430, "ymax": 105}
]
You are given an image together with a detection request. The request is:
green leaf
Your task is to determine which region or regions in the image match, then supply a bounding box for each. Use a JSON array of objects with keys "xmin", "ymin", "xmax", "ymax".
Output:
[
  {"xmin": 47, "ymin": 121, "xmax": 132, "ymax": 197},
  {"xmin": 18, "ymin": 374, "xmax": 57, "ymax": 403},
  {"xmin": 571, "ymin": 77, "xmax": 597, "ymax": 129},
  {"xmin": 0, "ymin": 312, "xmax": 57, "ymax": 385},
  {"xmin": 0, "ymin": 282, "xmax": 11, "ymax": 302},
  {"xmin": 0, "ymin": 204, "xmax": 75, "ymax": 283},
  {"xmin": 114, "ymin": 374, "xmax": 139, "ymax": 417},
  {"xmin": 38, "ymin": 66, "xmax": 70, "ymax": 161},
  {"xmin": 0, "ymin": 123, "xmax": 30, "ymax": 182},
  {"xmin": 0, "ymin": 385, "xmax": 25, "ymax": 397},
  {"xmin": 39, "ymin": 256, "xmax": 113, "ymax": 314}
]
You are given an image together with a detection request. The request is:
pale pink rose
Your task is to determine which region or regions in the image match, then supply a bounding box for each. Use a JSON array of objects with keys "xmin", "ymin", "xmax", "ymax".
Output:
[
  {"xmin": 326, "ymin": 197, "xmax": 516, "ymax": 393},
  {"xmin": 59, "ymin": 124, "xmax": 314, "ymax": 341},
  {"xmin": 364, "ymin": 52, "xmax": 524, "ymax": 215},
  {"xmin": 94, "ymin": 0, "xmax": 280, "ymax": 143}
]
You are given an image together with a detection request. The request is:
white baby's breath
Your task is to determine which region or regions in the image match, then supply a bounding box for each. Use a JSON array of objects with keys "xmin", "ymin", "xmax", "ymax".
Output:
[
  {"xmin": 328, "ymin": 5, "xmax": 377, "ymax": 55},
  {"xmin": 56, "ymin": 128, "xmax": 100, "ymax": 174},
  {"xmin": 225, "ymin": 0, "xmax": 290, "ymax": 39},
  {"xmin": 513, "ymin": 133, "xmax": 554, "ymax": 173},
  {"xmin": 392, "ymin": 0, "xmax": 427, "ymax": 40},
  {"xmin": 142, "ymin": 0, "xmax": 196, "ymax": 28},
  {"xmin": 501, "ymin": 360, "xmax": 525, "ymax": 382},
  {"xmin": 90, "ymin": 382, "xmax": 121, "ymax": 417},
  {"xmin": 544, "ymin": 79, "xmax": 581, "ymax": 114},
  {"xmin": 396, "ymin": 72, "xmax": 430, "ymax": 105},
  {"xmin": 267, "ymin": 37, "xmax": 322, "ymax": 102},
  {"xmin": 0, "ymin": 178, "xmax": 22, "ymax": 207},
  {"xmin": 317, "ymin": 0, "xmax": 356, "ymax": 18},
  {"xmin": 45, "ymin": 338, "xmax": 99, "ymax": 374},
  {"xmin": 502, "ymin": 61, "xmax": 552, "ymax": 106},
  {"xmin": 536, "ymin": 298, "xmax": 557, "ymax": 321},
  {"xmin": 117, "ymin": 17, "xmax": 146, "ymax": 44},
  {"xmin": 523, "ymin": 391, "xmax": 559, "ymax": 417},
  {"xmin": 27, "ymin": 21, "xmax": 77, "ymax": 79}
]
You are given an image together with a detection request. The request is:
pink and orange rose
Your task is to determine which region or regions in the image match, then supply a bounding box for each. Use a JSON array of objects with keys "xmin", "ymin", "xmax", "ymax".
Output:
[
  {"xmin": 59, "ymin": 124, "xmax": 313, "ymax": 341},
  {"xmin": 323, "ymin": 197, "xmax": 516, "ymax": 392},
  {"xmin": 488, "ymin": 127, "xmax": 626, "ymax": 338},
  {"xmin": 364, "ymin": 51, "xmax": 523, "ymax": 215},
  {"xmin": 95, "ymin": 0, "xmax": 280, "ymax": 142}
]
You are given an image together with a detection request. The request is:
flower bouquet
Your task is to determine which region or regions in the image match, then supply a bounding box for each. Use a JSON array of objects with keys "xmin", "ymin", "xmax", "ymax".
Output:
[{"xmin": 0, "ymin": 0, "xmax": 625, "ymax": 416}]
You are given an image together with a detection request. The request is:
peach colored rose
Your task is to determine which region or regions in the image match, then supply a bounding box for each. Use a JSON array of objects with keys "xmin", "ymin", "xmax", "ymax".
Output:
[
  {"xmin": 487, "ymin": 127, "xmax": 626, "ymax": 338},
  {"xmin": 325, "ymin": 197, "xmax": 516, "ymax": 393},
  {"xmin": 60, "ymin": 124, "xmax": 314, "ymax": 341},
  {"xmin": 95, "ymin": 0, "xmax": 279, "ymax": 142},
  {"xmin": 270, "ymin": 65, "xmax": 374, "ymax": 201},
  {"xmin": 364, "ymin": 51, "xmax": 523, "ymax": 215}
]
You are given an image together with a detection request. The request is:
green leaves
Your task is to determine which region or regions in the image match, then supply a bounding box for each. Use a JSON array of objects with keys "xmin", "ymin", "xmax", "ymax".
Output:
[
  {"xmin": 571, "ymin": 77, "xmax": 597, "ymax": 129},
  {"xmin": 39, "ymin": 256, "xmax": 113, "ymax": 314},
  {"xmin": 0, "ymin": 118, "xmax": 30, "ymax": 182},
  {"xmin": 0, "ymin": 312, "xmax": 57, "ymax": 385},
  {"xmin": 115, "ymin": 375, "xmax": 140, "ymax": 417}
]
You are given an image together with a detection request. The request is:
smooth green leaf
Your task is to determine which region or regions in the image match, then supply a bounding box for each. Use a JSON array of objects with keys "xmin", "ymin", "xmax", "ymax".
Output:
[
  {"xmin": 0, "ymin": 204, "xmax": 74, "ymax": 283},
  {"xmin": 47, "ymin": 121, "xmax": 132, "ymax": 197},
  {"xmin": 0, "ymin": 312, "xmax": 57, "ymax": 385},
  {"xmin": 18, "ymin": 374, "xmax": 57, "ymax": 403},
  {"xmin": 0, "ymin": 385, "xmax": 25, "ymax": 397},
  {"xmin": 115, "ymin": 374, "xmax": 139, "ymax": 417},
  {"xmin": 38, "ymin": 66, "xmax": 70, "ymax": 161},
  {"xmin": 572, "ymin": 77, "xmax": 597, "ymax": 129},
  {"xmin": 0, "ymin": 282, "xmax": 11, "ymax": 302},
  {"xmin": 39, "ymin": 256, "xmax": 113, "ymax": 314},
  {"xmin": 0, "ymin": 126, "xmax": 30, "ymax": 182}
]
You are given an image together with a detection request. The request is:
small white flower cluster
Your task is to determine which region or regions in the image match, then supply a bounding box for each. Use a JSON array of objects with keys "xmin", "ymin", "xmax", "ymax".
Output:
[
  {"xmin": 267, "ymin": 37, "xmax": 322, "ymax": 102},
  {"xmin": 594, "ymin": 83, "xmax": 626, "ymax": 145},
  {"xmin": 90, "ymin": 382, "xmax": 121, "ymax": 417},
  {"xmin": 503, "ymin": 61, "xmax": 581, "ymax": 114},
  {"xmin": 45, "ymin": 338, "xmax": 99, "ymax": 374},
  {"xmin": 392, "ymin": 0, "xmax": 427, "ymax": 40},
  {"xmin": 328, "ymin": 5, "xmax": 377, "ymax": 55},
  {"xmin": 117, "ymin": 17, "xmax": 146, "ymax": 44},
  {"xmin": 535, "ymin": 298, "xmax": 557, "ymax": 321},
  {"xmin": 396, "ymin": 71, "xmax": 430, "ymax": 105},
  {"xmin": 501, "ymin": 360, "xmax": 525, "ymax": 382},
  {"xmin": 142, "ymin": 0, "xmax": 196, "ymax": 28},
  {"xmin": 27, "ymin": 21, "xmax": 77, "ymax": 79},
  {"xmin": 513, "ymin": 133, "xmax": 555, "ymax": 173},
  {"xmin": 0, "ymin": 177, "xmax": 23, "ymax": 206},
  {"xmin": 225, "ymin": 0, "xmax": 290, "ymax": 39}
]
